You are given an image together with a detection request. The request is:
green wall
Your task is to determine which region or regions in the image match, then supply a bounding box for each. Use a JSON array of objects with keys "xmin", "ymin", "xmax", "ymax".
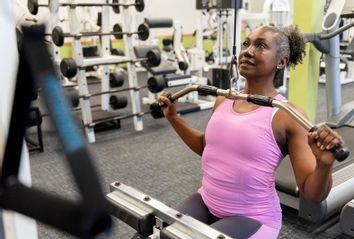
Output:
[{"xmin": 288, "ymin": 0, "xmax": 324, "ymax": 123}]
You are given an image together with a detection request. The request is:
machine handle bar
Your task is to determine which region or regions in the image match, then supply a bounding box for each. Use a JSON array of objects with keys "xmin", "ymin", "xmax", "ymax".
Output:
[{"xmin": 150, "ymin": 85, "xmax": 350, "ymax": 162}]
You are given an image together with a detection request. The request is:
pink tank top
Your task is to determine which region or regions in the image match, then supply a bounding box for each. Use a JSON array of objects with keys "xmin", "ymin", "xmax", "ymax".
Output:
[{"xmin": 198, "ymin": 95, "xmax": 286, "ymax": 230}]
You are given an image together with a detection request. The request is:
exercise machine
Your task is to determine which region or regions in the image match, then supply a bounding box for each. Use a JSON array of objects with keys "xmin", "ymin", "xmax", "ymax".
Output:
[
  {"xmin": 197, "ymin": 1, "xmax": 238, "ymax": 90},
  {"xmin": 319, "ymin": 2, "xmax": 354, "ymax": 86},
  {"xmin": 109, "ymin": 83, "xmax": 349, "ymax": 238},
  {"xmin": 340, "ymin": 198, "xmax": 354, "ymax": 236},
  {"xmin": 107, "ymin": 182, "xmax": 233, "ymax": 239},
  {"xmin": 141, "ymin": 17, "xmax": 215, "ymax": 116},
  {"xmin": 275, "ymin": 0, "xmax": 354, "ymax": 224}
]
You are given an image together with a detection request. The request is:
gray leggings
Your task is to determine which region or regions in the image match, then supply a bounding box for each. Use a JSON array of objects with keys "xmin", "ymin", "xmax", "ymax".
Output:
[{"xmin": 175, "ymin": 193, "xmax": 262, "ymax": 239}]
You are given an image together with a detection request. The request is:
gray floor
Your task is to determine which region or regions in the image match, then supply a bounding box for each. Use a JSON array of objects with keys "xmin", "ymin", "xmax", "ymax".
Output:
[{"xmin": 27, "ymin": 81, "xmax": 354, "ymax": 239}]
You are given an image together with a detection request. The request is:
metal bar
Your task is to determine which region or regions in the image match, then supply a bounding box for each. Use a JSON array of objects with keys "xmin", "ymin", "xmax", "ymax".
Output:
[
  {"xmin": 165, "ymin": 85, "xmax": 349, "ymax": 161},
  {"xmin": 320, "ymin": 21, "xmax": 354, "ymax": 40},
  {"xmin": 85, "ymin": 112, "xmax": 146, "ymax": 127},
  {"xmin": 80, "ymin": 55, "xmax": 141, "ymax": 68},
  {"xmin": 169, "ymin": 85, "xmax": 314, "ymax": 130},
  {"xmin": 108, "ymin": 182, "xmax": 233, "ymax": 239}
]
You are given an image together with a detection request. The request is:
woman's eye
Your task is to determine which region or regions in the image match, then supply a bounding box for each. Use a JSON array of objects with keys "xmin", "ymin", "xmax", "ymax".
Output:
[
  {"xmin": 242, "ymin": 42, "xmax": 249, "ymax": 48},
  {"xmin": 256, "ymin": 43, "xmax": 266, "ymax": 49}
]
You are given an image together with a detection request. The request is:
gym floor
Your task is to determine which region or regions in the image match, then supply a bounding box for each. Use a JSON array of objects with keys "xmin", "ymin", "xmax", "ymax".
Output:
[{"xmin": 28, "ymin": 81, "xmax": 354, "ymax": 239}]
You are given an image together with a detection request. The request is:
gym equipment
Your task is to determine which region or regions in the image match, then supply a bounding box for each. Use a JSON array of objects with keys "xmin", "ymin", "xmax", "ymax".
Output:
[
  {"xmin": 28, "ymin": 0, "xmax": 145, "ymax": 15},
  {"xmin": 112, "ymin": 23, "xmax": 149, "ymax": 40},
  {"xmin": 303, "ymin": 2, "xmax": 354, "ymax": 124},
  {"xmin": 111, "ymin": 47, "xmax": 125, "ymax": 56},
  {"xmin": 25, "ymin": 106, "xmax": 44, "ymax": 153},
  {"xmin": 72, "ymin": 80, "xmax": 166, "ymax": 101},
  {"xmin": 196, "ymin": 0, "xmax": 238, "ymax": 9},
  {"xmin": 340, "ymin": 199, "xmax": 354, "ymax": 236},
  {"xmin": 107, "ymin": 181, "xmax": 233, "ymax": 239},
  {"xmin": 60, "ymin": 48, "xmax": 161, "ymax": 78},
  {"xmin": 60, "ymin": 0, "xmax": 149, "ymax": 142},
  {"xmin": 83, "ymin": 109, "xmax": 153, "ymax": 128},
  {"xmin": 82, "ymin": 99, "xmax": 173, "ymax": 128},
  {"xmin": 68, "ymin": 89, "xmax": 128, "ymax": 110},
  {"xmin": 109, "ymin": 95, "xmax": 128, "ymax": 110},
  {"xmin": 231, "ymin": 0, "xmax": 291, "ymax": 92},
  {"xmin": 173, "ymin": 20, "xmax": 190, "ymax": 71},
  {"xmin": 109, "ymin": 69, "xmax": 125, "ymax": 88},
  {"xmin": 2, "ymin": 24, "xmax": 111, "ymax": 238},
  {"xmin": 51, "ymin": 23, "xmax": 149, "ymax": 46},
  {"xmin": 144, "ymin": 18, "xmax": 173, "ymax": 28},
  {"xmin": 150, "ymin": 84, "xmax": 350, "ymax": 161},
  {"xmin": 147, "ymin": 75, "xmax": 193, "ymax": 93},
  {"xmin": 276, "ymin": 0, "xmax": 354, "ymax": 224}
]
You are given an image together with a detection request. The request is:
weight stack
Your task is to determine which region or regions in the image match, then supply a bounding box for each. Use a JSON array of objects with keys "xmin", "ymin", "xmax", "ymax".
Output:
[{"xmin": 211, "ymin": 67, "xmax": 230, "ymax": 90}]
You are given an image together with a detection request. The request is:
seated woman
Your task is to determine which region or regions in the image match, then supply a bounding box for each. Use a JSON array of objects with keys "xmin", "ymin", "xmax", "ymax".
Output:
[{"xmin": 157, "ymin": 25, "xmax": 344, "ymax": 239}]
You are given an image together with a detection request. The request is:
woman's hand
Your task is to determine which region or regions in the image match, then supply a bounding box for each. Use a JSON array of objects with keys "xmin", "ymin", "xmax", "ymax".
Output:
[
  {"xmin": 308, "ymin": 123, "xmax": 345, "ymax": 166},
  {"xmin": 157, "ymin": 91, "xmax": 177, "ymax": 118}
]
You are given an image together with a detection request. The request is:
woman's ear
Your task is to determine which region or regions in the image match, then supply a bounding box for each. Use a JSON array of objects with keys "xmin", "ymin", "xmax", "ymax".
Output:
[{"xmin": 276, "ymin": 57, "xmax": 288, "ymax": 70}]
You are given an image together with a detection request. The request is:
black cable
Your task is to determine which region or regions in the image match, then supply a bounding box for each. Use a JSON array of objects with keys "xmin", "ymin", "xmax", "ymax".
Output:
[{"xmin": 228, "ymin": 0, "xmax": 240, "ymax": 90}]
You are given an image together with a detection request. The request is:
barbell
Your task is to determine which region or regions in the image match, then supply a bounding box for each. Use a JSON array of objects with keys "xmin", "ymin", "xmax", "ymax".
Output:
[
  {"xmin": 72, "ymin": 77, "xmax": 165, "ymax": 102},
  {"xmin": 51, "ymin": 23, "xmax": 149, "ymax": 46},
  {"xmin": 28, "ymin": 0, "xmax": 145, "ymax": 15},
  {"xmin": 60, "ymin": 48, "xmax": 161, "ymax": 78}
]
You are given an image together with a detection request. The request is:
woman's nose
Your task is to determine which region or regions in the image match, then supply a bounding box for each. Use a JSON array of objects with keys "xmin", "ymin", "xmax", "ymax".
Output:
[{"xmin": 243, "ymin": 46, "xmax": 254, "ymax": 57}]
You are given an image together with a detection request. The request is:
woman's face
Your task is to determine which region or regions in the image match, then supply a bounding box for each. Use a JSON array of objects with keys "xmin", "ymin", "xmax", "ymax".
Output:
[{"xmin": 238, "ymin": 27, "xmax": 281, "ymax": 79}]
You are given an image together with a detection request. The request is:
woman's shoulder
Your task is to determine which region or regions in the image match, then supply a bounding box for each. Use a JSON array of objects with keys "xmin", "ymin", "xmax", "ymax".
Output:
[
  {"xmin": 212, "ymin": 96, "xmax": 228, "ymax": 113},
  {"xmin": 274, "ymin": 100, "xmax": 309, "ymax": 133}
]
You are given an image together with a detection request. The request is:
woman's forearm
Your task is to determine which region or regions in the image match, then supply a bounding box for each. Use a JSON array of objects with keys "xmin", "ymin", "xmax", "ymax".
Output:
[
  {"xmin": 166, "ymin": 115, "xmax": 205, "ymax": 156},
  {"xmin": 302, "ymin": 164, "xmax": 333, "ymax": 203}
]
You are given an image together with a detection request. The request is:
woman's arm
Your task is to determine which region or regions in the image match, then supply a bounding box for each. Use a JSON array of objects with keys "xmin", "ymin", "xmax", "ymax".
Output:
[
  {"xmin": 165, "ymin": 114, "xmax": 205, "ymax": 156},
  {"xmin": 158, "ymin": 93, "xmax": 225, "ymax": 156},
  {"xmin": 282, "ymin": 108, "xmax": 344, "ymax": 202}
]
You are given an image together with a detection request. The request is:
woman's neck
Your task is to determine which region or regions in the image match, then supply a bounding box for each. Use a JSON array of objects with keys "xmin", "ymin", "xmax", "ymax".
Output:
[{"xmin": 243, "ymin": 80, "xmax": 278, "ymax": 97}]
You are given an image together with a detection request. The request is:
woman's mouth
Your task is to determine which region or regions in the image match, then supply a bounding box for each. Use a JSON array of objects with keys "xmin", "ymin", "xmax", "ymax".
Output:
[{"xmin": 239, "ymin": 59, "xmax": 255, "ymax": 66}]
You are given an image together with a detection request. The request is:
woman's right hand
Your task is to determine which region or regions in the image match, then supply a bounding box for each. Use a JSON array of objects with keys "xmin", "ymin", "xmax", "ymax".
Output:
[{"xmin": 157, "ymin": 91, "xmax": 177, "ymax": 118}]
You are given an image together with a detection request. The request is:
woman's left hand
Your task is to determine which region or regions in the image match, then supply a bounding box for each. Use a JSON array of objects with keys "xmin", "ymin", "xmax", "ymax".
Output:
[{"xmin": 308, "ymin": 123, "xmax": 345, "ymax": 166}]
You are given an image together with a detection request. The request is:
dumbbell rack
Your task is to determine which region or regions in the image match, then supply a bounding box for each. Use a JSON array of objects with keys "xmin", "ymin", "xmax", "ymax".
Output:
[
  {"xmin": 48, "ymin": 1, "xmax": 61, "ymax": 75},
  {"xmin": 119, "ymin": 0, "xmax": 143, "ymax": 132},
  {"xmin": 67, "ymin": 0, "xmax": 95, "ymax": 143},
  {"xmin": 65, "ymin": 0, "xmax": 144, "ymax": 143}
]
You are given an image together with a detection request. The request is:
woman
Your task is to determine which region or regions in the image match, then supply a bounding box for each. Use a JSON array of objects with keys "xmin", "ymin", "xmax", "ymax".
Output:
[{"xmin": 157, "ymin": 25, "xmax": 344, "ymax": 239}]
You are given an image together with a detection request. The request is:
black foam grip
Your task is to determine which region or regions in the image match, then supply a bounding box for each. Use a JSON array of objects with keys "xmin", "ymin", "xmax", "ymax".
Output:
[
  {"xmin": 150, "ymin": 102, "xmax": 164, "ymax": 119},
  {"xmin": 247, "ymin": 95, "xmax": 273, "ymax": 107},
  {"xmin": 150, "ymin": 96, "xmax": 174, "ymax": 119},
  {"xmin": 309, "ymin": 126, "xmax": 350, "ymax": 162},
  {"xmin": 330, "ymin": 146, "xmax": 350, "ymax": 162},
  {"xmin": 197, "ymin": 85, "xmax": 218, "ymax": 96}
]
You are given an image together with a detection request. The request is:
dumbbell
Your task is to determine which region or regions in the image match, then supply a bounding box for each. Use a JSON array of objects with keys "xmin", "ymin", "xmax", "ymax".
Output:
[
  {"xmin": 69, "ymin": 89, "xmax": 128, "ymax": 110},
  {"xmin": 28, "ymin": 0, "xmax": 145, "ymax": 15},
  {"xmin": 109, "ymin": 95, "xmax": 128, "ymax": 110},
  {"xmin": 111, "ymin": 48, "xmax": 125, "ymax": 56},
  {"xmin": 60, "ymin": 48, "xmax": 161, "ymax": 78},
  {"xmin": 51, "ymin": 23, "xmax": 149, "ymax": 46},
  {"xmin": 110, "ymin": 69, "xmax": 125, "ymax": 88}
]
